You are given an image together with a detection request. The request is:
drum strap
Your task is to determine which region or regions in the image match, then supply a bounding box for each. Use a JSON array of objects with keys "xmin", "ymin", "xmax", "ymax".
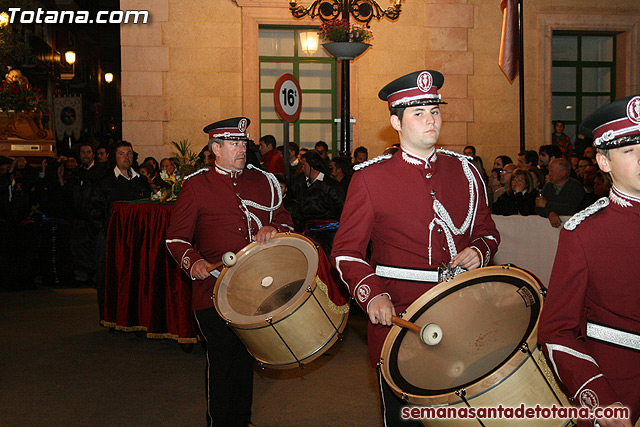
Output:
[
  {"xmin": 375, "ymin": 264, "xmax": 439, "ymax": 283},
  {"xmin": 586, "ymin": 321, "xmax": 640, "ymax": 352}
]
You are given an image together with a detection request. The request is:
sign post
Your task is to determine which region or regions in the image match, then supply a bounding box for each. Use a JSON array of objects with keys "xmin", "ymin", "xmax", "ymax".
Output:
[{"xmin": 273, "ymin": 73, "xmax": 302, "ymax": 181}]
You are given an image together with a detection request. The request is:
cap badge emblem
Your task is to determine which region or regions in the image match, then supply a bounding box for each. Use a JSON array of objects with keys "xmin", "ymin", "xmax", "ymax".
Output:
[
  {"xmin": 626, "ymin": 96, "xmax": 640, "ymax": 124},
  {"xmin": 238, "ymin": 118, "xmax": 248, "ymax": 133},
  {"xmin": 417, "ymin": 71, "xmax": 433, "ymax": 93}
]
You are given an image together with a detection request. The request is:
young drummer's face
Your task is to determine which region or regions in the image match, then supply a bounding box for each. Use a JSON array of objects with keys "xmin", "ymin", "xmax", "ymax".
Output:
[
  {"xmin": 597, "ymin": 145, "xmax": 640, "ymax": 198},
  {"xmin": 391, "ymin": 105, "xmax": 442, "ymax": 156}
]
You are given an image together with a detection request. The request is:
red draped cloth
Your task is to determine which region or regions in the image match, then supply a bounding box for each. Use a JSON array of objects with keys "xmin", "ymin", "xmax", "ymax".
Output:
[{"xmin": 102, "ymin": 202, "xmax": 196, "ymax": 343}]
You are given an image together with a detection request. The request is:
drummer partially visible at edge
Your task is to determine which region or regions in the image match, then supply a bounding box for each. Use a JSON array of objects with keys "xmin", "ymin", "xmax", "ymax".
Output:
[
  {"xmin": 538, "ymin": 96, "xmax": 640, "ymax": 427},
  {"xmin": 331, "ymin": 70, "xmax": 500, "ymax": 427},
  {"xmin": 165, "ymin": 117, "xmax": 293, "ymax": 427}
]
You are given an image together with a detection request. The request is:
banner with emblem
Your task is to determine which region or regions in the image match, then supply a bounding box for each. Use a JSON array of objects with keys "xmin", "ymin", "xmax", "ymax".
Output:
[{"xmin": 53, "ymin": 96, "xmax": 82, "ymax": 141}]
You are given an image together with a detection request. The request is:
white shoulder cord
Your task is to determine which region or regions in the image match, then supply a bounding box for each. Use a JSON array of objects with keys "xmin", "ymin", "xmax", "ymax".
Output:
[
  {"xmin": 240, "ymin": 164, "xmax": 283, "ymax": 239},
  {"xmin": 427, "ymin": 158, "xmax": 478, "ymax": 264}
]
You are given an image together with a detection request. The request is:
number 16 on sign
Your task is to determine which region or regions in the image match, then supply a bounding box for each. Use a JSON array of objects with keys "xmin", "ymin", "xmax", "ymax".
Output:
[{"xmin": 273, "ymin": 73, "xmax": 302, "ymax": 180}]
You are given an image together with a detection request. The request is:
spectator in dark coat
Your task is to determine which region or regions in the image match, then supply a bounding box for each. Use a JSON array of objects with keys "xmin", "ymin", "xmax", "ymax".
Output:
[
  {"xmin": 535, "ymin": 158, "xmax": 585, "ymax": 228},
  {"xmin": 90, "ymin": 141, "xmax": 151, "ymax": 319},
  {"xmin": 290, "ymin": 150, "xmax": 345, "ymax": 257},
  {"xmin": 493, "ymin": 168, "xmax": 536, "ymax": 216}
]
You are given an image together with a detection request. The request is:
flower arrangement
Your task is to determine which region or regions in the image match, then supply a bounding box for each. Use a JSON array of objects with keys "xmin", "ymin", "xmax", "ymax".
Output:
[
  {"xmin": 318, "ymin": 19, "xmax": 373, "ymax": 43},
  {"xmin": 0, "ymin": 69, "xmax": 49, "ymax": 117},
  {"xmin": 151, "ymin": 139, "xmax": 204, "ymax": 202}
]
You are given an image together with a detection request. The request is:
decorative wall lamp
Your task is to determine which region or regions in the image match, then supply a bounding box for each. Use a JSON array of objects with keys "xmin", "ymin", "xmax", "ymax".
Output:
[
  {"xmin": 61, "ymin": 50, "xmax": 76, "ymax": 80},
  {"xmin": 64, "ymin": 50, "xmax": 76, "ymax": 65},
  {"xmin": 299, "ymin": 30, "xmax": 319, "ymax": 56},
  {"xmin": 289, "ymin": 0, "xmax": 402, "ymax": 157}
]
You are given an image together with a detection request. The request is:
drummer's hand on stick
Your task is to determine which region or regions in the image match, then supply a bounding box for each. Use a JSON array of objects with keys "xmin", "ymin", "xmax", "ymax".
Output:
[
  {"xmin": 254, "ymin": 225, "xmax": 277, "ymax": 244},
  {"xmin": 451, "ymin": 247, "xmax": 481, "ymax": 270},
  {"xmin": 368, "ymin": 294, "xmax": 395, "ymax": 326},
  {"xmin": 192, "ymin": 259, "xmax": 215, "ymax": 281}
]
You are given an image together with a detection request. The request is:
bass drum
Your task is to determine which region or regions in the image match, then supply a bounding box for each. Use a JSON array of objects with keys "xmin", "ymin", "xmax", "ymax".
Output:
[
  {"xmin": 380, "ymin": 265, "xmax": 572, "ymax": 426},
  {"xmin": 213, "ymin": 233, "xmax": 349, "ymax": 369}
]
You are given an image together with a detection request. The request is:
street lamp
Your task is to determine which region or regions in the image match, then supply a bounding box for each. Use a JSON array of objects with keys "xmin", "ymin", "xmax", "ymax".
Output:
[
  {"xmin": 299, "ymin": 31, "xmax": 319, "ymax": 56},
  {"xmin": 290, "ymin": 0, "xmax": 401, "ymax": 157},
  {"xmin": 65, "ymin": 51, "xmax": 76, "ymax": 65},
  {"xmin": 61, "ymin": 51, "xmax": 76, "ymax": 80},
  {"xmin": 104, "ymin": 72, "xmax": 114, "ymax": 83}
]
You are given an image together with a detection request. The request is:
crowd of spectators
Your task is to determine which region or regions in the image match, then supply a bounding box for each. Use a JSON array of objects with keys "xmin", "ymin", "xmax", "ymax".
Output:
[
  {"xmin": 467, "ymin": 124, "xmax": 610, "ymax": 228},
  {"xmin": 5, "ymin": 127, "xmax": 599, "ymax": 292},
  {"xmin": 0, "ymin": 135, "xmax": 368, "ymax": 293},
  {"xmin": 0, "ymin": 139, "xmax": 157, "ymax": 292}
]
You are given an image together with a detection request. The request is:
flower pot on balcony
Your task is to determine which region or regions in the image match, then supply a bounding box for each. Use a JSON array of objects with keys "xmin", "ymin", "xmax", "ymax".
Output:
[{"xmin": 322, "ymin": 42, "xmax": 371, "ymax": 60}]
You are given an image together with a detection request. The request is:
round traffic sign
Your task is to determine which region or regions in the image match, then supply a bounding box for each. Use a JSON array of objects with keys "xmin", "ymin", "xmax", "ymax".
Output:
[{"xmin": 274, "ymin": 73, "xmax": 302, "ymax": 122}]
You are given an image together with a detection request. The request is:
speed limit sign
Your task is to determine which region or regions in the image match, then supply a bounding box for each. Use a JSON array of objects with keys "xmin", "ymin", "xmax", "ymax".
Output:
[{"xmin": 274, "ymin": 73, "xmax": 302, "ymax": 123}]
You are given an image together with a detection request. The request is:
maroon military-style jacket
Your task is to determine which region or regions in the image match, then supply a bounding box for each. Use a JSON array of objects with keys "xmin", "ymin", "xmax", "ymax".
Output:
[
  {"xmin": 538, "ymin": 186, "xmax": 640, "ymax": 425},
  {"xmin": 331, "ymin": 148, "xmax": 500, "ymax": 366},
  {"xmin": 166, "ymin": 164, "xmax": 293, "ymax": 311}
]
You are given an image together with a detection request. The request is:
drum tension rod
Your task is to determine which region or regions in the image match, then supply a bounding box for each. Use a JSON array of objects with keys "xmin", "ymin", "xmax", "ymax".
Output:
[
  {"xmin": 265, "ymin": 317, "xmax": 305, "ymax": 369},
  {"xmin": 519, "ymin": 342, "xmax": 567, "ymax": 407},
  {"xmin": 307, "ymin": 285, "xmax": 344, "ymax": 340},
  {"xmin": 455, "ymin": 389, "xmax": 486, "ymax": 427}
]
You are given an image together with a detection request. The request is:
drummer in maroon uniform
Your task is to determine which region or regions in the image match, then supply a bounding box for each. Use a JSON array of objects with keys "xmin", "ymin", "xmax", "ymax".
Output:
[
  {"xmin": 331, "ymin": 70, "xmax": 500, "ymax": 426},
  {"xmin": 538, "ymin": 95, "xmax": 640, "ymax": 427},
  {"xmin": 165, "ymin": 117, "xmax": 293, "ymax": 427}
]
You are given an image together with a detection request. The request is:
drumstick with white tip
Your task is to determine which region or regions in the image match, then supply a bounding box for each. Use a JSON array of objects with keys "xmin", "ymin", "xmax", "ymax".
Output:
[
  {"xmin": 391, "ymin": 315, "xmax": 443, "ymax": 346},
  {"xmin": 205, "ymin": 251, "xmax": 237, "ymax": 273}
]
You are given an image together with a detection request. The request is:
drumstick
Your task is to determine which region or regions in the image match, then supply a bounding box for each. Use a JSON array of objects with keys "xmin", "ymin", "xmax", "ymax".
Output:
[
  {"xmin": 391, "ymin": 316, "xmax": 443, "ymax": 346},
  {"xmin": 205, "ymin": 252, "xmax": 237, "ymax": 273},
  {"xmin": 391, "ymin": 315, "xmax": 421, "ymax": 333},
  {"xmin": 205, "ymin": 260, "xmax": 225, "ymax": 273}
]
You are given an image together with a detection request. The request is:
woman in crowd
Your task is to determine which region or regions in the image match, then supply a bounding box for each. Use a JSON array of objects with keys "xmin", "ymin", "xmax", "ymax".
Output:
[
  {"xmin": 487, "ymin": 168, "xmax": 503, "ymax": 210},
  {"xmin": 493, "ymin": 168, "xmax": 536, "ymax": 216},
  {"xmin": 160, "ymin": 158, "xmax": 177, "ymax": 177},
  {"xmin": 528, "ymin": 167, "xmax": 545, "ymax": 194},
  {"xmin": 143, "ymin": 156, "xmax": 160, "ymax": 173},
  {"xmin": 493, "ymin": 155, "xmax": 513, "ymax": 170},
  {"xmin": 471, "ymin": 156, "xmax": 489, "ymax": 184},
  {"xmin": 140, "ymin": 161, "xmax": 170, "ymax": 193}
]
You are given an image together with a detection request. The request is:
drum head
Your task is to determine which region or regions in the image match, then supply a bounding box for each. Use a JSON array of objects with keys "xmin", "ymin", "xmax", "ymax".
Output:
[
  {"xmin": 214, "ymin": 234, "xmax": 319, "ymax": 326},
  {"xmin": 382, "ymin": 266, "xmax": 542, "ymax": 404}
]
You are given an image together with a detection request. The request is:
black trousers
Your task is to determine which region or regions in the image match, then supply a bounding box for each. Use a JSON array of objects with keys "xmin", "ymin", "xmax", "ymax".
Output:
[
  {"xmin": 378, "ymin": 369, "xmax": 423, "ymax": 427},
  {"xmin": 194, "ymin": 306, "xmax": 254, "ymax": 427}
]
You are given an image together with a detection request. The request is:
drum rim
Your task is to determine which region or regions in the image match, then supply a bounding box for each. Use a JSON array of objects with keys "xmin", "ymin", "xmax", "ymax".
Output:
[
  {"xmin": 381, "ymin": 266, "xmax": 543, "ymax": 406},
  {"xmin": 213, "ymin": 233, "xmax": 320, "ymax": 327}
]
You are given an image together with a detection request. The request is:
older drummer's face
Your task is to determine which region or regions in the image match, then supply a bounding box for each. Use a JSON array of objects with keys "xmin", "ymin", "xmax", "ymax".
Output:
[{"xmin": 213, "ymin": 140, "xmax": 247, "ymax": 171}]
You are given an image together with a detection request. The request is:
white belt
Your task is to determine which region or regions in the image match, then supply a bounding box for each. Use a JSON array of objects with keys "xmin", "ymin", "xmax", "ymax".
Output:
[
  {"xmin": 375, "ymin": 265, "xmax": 439, "ymax": 283},
  {"xmin": 586, "ymin": 322, "xmax": 640, "ymax": 351}
]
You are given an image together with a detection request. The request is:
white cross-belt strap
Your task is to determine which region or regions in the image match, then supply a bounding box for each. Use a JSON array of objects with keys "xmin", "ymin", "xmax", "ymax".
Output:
[
  {"xmin": 375, "ymin": 265, "xmax": 438, "ymax": 283},
  {"xmin": 586, "ymin": 322, "xmax": 640, "ymax": 351}
]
